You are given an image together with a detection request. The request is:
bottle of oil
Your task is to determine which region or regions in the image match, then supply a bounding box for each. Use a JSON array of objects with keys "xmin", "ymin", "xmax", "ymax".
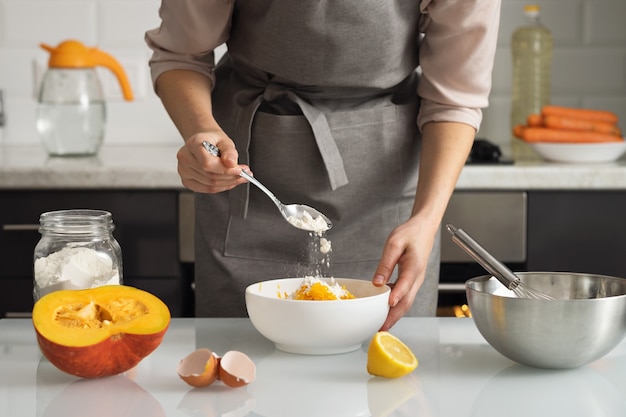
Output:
[{"xmin": 510, "ymin": 4, "xmax": 553, "ymax": 161}]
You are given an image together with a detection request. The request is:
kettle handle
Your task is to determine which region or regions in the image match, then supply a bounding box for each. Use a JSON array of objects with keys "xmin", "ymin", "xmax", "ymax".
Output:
[{"xmin": 90, "ymin": 48, "xmax": 134, "ymax": 101}]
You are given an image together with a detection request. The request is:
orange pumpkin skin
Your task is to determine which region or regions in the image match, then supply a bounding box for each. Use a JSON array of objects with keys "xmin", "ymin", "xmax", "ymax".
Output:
[{"xmin": 32, "ymin": 285, "xmax": 170, "ymax": 378}]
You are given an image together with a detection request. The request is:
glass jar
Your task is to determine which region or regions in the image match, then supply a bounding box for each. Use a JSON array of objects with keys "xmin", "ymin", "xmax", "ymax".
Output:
[
  {"xmin": 36, "ymin": 40, "xmax": 133, "ymax": 156},
  {"xmin": 33, "ymin": 209, "xmax": 123, "ymax": 301}
]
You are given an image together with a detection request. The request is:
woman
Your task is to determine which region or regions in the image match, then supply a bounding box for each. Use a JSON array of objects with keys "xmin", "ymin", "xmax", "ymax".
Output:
[{"xmin": 146, "ymin": 0, "xmax": 500, "ymax": 330}]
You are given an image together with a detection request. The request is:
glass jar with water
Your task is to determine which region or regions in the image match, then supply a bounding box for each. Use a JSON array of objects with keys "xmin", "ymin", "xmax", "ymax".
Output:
[{"xmin": 36, "ymin": 40, "xmax": 133, "ymax": 156}]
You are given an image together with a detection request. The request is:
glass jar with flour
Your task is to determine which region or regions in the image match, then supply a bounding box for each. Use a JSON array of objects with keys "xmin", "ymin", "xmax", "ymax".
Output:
[{"xmin": 33, "ymin": 209, "xmax": 123, "ymax": 301}]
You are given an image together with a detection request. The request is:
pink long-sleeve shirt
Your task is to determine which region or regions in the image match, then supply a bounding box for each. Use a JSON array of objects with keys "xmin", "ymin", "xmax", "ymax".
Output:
[{"xmin": 146, "ymin": 0, "xmax": 501, "ymax": 131}]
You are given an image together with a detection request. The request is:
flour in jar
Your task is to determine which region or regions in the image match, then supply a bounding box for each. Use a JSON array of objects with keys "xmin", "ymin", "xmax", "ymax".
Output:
[{"xmin": 34, "ymin": 246, "xmax": 120, "ymax": 298}]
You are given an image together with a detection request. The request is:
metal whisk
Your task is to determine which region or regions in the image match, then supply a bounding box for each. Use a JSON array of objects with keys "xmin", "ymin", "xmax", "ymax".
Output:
[{"xmin": 446, "ymin": 224, "xmax": 554, "ymax": 300}]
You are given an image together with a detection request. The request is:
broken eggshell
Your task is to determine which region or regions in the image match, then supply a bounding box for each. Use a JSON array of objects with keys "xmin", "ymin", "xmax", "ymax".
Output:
[
  {"xmin": 177, "ymin": 348, "xmax": 219, "ymax": 388},
  {"xmin": 177, "ymin": 348, "xmax": 256, "ymax": 388},
  {"xmin": 219, "ymin": 350, "xmax": 257, "ymax": 388}
]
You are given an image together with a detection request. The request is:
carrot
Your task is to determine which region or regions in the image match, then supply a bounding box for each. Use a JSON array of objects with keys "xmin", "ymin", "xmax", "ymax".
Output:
[
  {"xmin": 526, "ymin": 114, "xmax": 543, "ymax": 127},
  {"xmin": 517, "ymin": 126, "xmax": 624, "ymax": 144},
  {"xmin": 513, "ymin": 124, "xmax": 526, "ymax": 139},
  {"xmin": 541, "ymin": 105, "xmax": 619, "ymax": 124},
  {"xmin": 542, "ymin": 115, "xmax": 621, "ymax": 136}
]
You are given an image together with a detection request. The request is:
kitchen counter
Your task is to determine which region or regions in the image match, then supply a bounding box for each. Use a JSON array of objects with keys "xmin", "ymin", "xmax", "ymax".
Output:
[
  {"xmin": 0, "ymin": 145, "xmax": 183, "ymax": 189},
  {"xmin": 3, "ymin": 144, "xmax": 626, "ymax": 190},
  {"xmin": 1, "ymin": 317, "xmax": 625, "ymax": 417}
]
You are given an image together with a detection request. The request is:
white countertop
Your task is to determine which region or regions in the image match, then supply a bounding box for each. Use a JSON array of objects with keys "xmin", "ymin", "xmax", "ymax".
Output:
[
  {"xmin": 455, "ymin": 160, "xmax": 626, "ymax": 190},
  {"xmin": 0, "ymin": 144, "xmax": 183, "ymax": 189},
  {"xmin": 1, "ymin": 317, "xmax": 625, "ymax": 417},
  {"xmin": 3, "ymin": 144, "xmax": 626, "ymax": 190}
]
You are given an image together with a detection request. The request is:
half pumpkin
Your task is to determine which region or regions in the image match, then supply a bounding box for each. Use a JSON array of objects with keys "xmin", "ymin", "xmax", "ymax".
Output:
[{"xmin": 32, "ymin": 285, "xmax": 170, "ymax": 378}]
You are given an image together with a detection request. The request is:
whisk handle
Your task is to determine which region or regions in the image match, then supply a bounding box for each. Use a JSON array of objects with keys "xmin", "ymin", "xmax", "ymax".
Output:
[{"xmin": 446, "ymin": 224, "xmax": 520, "ymax": 290}]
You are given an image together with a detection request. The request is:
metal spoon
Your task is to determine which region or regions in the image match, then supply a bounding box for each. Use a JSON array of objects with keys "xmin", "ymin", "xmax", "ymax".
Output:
[{"xmin": 202, "ymin": 141, "xmax": 332, "ymax": 232}]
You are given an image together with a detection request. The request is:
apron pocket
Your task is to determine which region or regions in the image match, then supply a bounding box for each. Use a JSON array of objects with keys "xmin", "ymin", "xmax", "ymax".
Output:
[{"xmin": 224, "ymin": 205, "xmax": 319, "ymax": 265}]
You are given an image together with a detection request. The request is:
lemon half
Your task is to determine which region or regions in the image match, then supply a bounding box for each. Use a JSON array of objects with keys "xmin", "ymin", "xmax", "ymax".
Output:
[{"xmin": 367, "ymin": 331, "xmax": 418, "ymax": 378}]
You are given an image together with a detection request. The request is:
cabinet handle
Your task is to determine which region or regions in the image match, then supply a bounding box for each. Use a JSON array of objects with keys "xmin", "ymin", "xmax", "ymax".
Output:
[
  {"xmin": 438, "ymin": 283, "xmax": 467, "ymax": 293},
  {"xmin": 5, "ymin": 312, "xmax": 32, "ymax": 318},
  {"xmin": 2, "ymin": 224, "xmax": 40, "ymax": 231}
]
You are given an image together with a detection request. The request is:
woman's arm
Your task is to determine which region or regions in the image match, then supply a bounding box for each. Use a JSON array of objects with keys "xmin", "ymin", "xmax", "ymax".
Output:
[
  {"xmin": 374, "ymin": 121, "xmax": 474, "ymax": 330},
  {"xmin": 146, "ymin": 0, "xmax": 242, "ymax": 193},
  {"xmin": 373, "ymin": 0, "xmax": 502, "ymax": 330}
]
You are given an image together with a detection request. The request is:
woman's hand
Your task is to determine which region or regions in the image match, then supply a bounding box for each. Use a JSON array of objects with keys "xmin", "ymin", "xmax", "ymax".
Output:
[
  {"xmin": 154, "ymin": 69, "xmax": 250, "ymax": 193},
  {"xmin": 177, "ymin": 130, "xmax": 249, "ymax": 194},
  {"xmin": 373, "ymin": 216, "xmax": 437, "ymax": 331}
]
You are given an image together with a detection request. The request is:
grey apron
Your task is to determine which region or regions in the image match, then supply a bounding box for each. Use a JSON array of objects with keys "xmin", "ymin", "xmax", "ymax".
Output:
[{"xmin": 194, "ymin": 0, "xmax": 441, "ymax": 317}]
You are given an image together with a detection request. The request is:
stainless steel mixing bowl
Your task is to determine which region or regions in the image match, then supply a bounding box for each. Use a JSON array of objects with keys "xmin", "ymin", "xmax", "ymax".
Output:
[{"xmin": 466, "ymin": 272, "xmax": 626, "ymax": 369}]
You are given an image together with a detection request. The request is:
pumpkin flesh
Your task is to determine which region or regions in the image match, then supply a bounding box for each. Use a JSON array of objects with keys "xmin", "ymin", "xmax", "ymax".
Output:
[{"xmin": 33, "ymin": 285, "xmax": 170, "ymax": 378}]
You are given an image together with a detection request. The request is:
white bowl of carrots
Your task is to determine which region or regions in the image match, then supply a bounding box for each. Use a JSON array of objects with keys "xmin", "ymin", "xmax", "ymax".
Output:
[
  {"xmin": 529, "ymin": 142, "xmax": 626, "ymax": 164},
  {"xmin": 514, "ymin": 106, "xmax": 625, "ymax": 163}
]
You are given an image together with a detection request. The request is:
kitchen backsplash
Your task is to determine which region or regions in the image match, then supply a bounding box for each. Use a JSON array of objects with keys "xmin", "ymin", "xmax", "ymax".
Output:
[{"xmin": 0, "ymin": 0, "xmax": 624, "ymax": 155}]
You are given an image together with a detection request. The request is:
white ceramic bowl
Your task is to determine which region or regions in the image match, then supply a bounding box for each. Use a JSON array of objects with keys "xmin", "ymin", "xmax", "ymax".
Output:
[
  {"xmin": 530, "ymin": 141, "xmax": 626, "ymax": 163},
  {"xmin": 245, "ymin": 278, "xmax": 390, "ymax": 354}
]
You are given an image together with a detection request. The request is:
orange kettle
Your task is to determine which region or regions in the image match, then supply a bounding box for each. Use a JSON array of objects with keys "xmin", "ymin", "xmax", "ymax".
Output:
[{"xmin": 37, "ymin": 40, "xmax": 133, "ymax": 156}]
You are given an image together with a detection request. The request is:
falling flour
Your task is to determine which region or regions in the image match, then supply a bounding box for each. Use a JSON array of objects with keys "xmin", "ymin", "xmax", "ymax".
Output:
[
  {"xmin": 319, "ymin": 237, "xmax": 331, "ymax": 254},
  {"xmin": 307, "ymin": 231, "xmax": 332, "ymax": 277},
  {"xmin": 286, "ymin": 210, "xmax": 334, "ymax": 277},
  {"xmin": 34, "ymin": 246, "xmax": 120, "ymax": 298}
]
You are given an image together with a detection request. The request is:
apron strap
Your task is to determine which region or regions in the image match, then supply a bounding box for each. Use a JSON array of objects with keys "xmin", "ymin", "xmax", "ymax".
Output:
[
  {"xmin": 287, "ymin": 93, "xmax": 349, "ymax": 190},
  {"xmin": 263, "ymin": 84, "xmax": 349, "ymax": 190}
]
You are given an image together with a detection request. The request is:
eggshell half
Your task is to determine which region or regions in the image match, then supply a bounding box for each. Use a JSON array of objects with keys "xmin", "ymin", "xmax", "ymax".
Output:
[
  {"xmin": 219, "ymin": 350, "xmax": 256, "ymax": 388},
  {"xmin": 177, "ymin": 348, "xmax": 219, "ymax": 387}
]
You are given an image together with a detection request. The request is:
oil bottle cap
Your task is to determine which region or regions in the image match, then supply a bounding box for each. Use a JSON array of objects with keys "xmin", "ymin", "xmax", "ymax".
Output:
[{"xmin": 524, "ymin": 4, "xmax": 540, "ymax": 15}]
